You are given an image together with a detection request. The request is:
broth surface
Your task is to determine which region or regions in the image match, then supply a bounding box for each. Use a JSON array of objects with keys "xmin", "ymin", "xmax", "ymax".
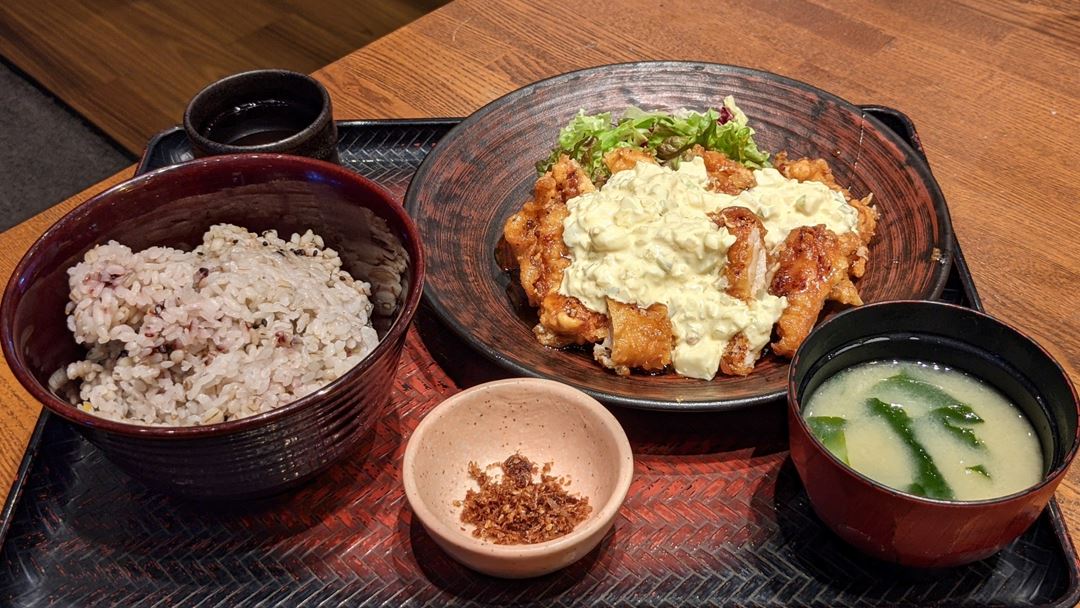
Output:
[{"xmin": 803, "ymin": 360, "xmax": 1043, "ymax": 501}]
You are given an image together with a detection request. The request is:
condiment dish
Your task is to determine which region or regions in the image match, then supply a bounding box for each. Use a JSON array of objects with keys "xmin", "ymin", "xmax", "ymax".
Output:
[
  {"xmin": 788, "ymin": 300, "xmax": 1079, "ymax": 567},
  {"xmin": 402, "ymin": 378, "xmax": 634, "ymax": 578},
  {"xmin": 184, "ymin": 69, "xmax": 339, "ymax": 163}
]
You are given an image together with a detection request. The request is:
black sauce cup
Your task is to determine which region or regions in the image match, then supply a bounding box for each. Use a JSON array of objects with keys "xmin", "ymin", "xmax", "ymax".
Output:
[
  {"xmin": 788, "ymin": 300, "xmax": 1080, "ymax": 566},
  {"xmin": 183, "ymin": 69, "xmax": 339, "ymax": 163}
]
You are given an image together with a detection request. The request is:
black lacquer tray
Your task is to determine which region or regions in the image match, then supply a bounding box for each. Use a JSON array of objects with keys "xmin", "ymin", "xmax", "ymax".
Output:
[{"xmin": 0, "ymin": 111, "xmax": 1076, "ymax": 607}]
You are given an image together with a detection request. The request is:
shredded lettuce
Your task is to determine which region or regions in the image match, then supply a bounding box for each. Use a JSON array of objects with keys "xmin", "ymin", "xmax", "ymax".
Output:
[{"xmin": 537, "ymin": 96, "xmax": 770, "ymax": 185}]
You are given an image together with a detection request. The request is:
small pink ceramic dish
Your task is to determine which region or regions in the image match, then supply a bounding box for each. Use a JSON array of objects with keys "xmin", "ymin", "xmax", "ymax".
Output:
[{"xmin": 402, "ymin": 378, "xmax": 634, "ymax": 578}]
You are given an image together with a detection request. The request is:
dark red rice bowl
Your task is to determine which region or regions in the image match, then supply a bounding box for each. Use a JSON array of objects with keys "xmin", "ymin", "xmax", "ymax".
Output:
[{"xmin": 0, "ymin": 154, "xmax": 425, "ymax": 500}]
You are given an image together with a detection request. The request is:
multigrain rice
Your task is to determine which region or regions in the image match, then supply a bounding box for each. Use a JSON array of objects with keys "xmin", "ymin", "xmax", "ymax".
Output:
[{"xmin": 51, "ymin": 224, "xmax": 379, "ymax": 426}]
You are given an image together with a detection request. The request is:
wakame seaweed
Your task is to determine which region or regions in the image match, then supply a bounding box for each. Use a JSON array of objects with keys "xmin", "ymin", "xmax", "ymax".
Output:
[
  {"xmin": 867, "ymin": 397, "xmax": 954, "ymax": 500},
  {"xmin": 878, "ymin": 371, "xmax": 985, "ymax": 449},
  {"xmin": 806, "ymin": 416, "xmax": 849, "ymax": 464}
]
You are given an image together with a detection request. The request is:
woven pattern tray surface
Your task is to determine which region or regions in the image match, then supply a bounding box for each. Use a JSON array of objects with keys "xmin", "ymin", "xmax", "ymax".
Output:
[{"xmin": 1, "ymin": 114, "xmax": 1076, "ymax": 607}]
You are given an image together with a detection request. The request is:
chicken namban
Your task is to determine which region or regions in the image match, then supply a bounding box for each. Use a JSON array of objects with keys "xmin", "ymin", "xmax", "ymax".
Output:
[{"xmin": 501, "ymin": 100, "xmax": 878, "ymax": 380}]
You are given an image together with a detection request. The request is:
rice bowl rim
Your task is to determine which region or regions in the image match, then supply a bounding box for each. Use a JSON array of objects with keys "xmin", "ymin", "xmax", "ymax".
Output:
[{"xmin": 0, "ymin": 154, "xmax": 426, "ymax": 439}]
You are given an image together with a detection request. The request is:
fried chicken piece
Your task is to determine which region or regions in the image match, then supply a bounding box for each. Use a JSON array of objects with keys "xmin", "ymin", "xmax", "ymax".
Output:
[
  {"xmin": 767, "ymin": 155, "xmax": 878, "ymax": 357},
  {"xmin": 603, "ymin": 147, "xmax": 656, "ymax": 175},
  {"xmin": 536, "ymin": 292, "xmax": 609, "ymax": 348},
  {"xmin": 705, "ymin": 206, "xmax": 774, "ymax": 377},
  {"xmin": 774, "ymin": 151, "xmax": 878, "ymax": 248},
  {"xmin": 690, "ymin": 145, "xmax": 757, "ymax": 194},
  {"xmin": 847, "ymin": 193, "xmax": 877, "ymax": 250},
  {"xmin": 709, "ymin": 206, "xmax": 771, "ymax": 302},
  {"xmin": 837, "ymin": 231, "xmax": 869, "ymax": 282},
  {"xmin": 774, "ymin": 152, "xmax": 846, "ymax": 193},
  {"xmin": 594, "ymin": 299, "xmax": 673, "ymax": 375},
  {"xmin": 720, "ymin": 333, "xmax": 756, "ymax": 376},
  {"xmin": 503, "ymin": 156, "xmax": 608, "ymax": 347},
  {"xmin": 769, "ymin": 225, "xmax": 863, "ymax": 358}
]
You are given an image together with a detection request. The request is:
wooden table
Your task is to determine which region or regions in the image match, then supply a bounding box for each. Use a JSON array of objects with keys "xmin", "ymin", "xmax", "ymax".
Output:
[{"xmin": 1, "ymin": 0, "xmax": 1077, "ymax": 534}]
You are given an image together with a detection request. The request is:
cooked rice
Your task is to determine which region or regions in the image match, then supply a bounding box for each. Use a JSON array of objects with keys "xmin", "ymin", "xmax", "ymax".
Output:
[{"xmin": 53, "ymin": 224, "xmax": 380, "ymax": 426}]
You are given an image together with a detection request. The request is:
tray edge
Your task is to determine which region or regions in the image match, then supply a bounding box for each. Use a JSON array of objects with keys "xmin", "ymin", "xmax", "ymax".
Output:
[
  {"xmin": 1, "ymin": 113, "xmax": 1073, "ymax": 607},
  {"xmin": 133, "ymin": 118, "xmax": 466, "ymax": 175}
]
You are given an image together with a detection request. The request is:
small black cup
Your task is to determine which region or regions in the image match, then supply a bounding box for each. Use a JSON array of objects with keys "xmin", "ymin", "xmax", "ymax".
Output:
[{"xmin": 183, "ymin": 69, "xmax": 339, "ymax": 163}]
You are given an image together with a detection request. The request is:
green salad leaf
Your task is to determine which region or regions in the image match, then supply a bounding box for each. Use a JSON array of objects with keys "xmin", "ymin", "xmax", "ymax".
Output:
[{"xmin": 536, "ymin": 96, "xmax": 770, "ymax": 185}]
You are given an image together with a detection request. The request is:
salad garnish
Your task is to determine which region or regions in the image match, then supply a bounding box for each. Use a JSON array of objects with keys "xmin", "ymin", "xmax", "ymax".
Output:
[{"xmin": 537, "ymin": 96, "xmax": 769, "ymax": 185}]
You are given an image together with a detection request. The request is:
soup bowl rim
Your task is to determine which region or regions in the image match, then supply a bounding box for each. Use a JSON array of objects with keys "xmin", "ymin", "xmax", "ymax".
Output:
[{"xmin": 787, "ymin": 299, "xmax": 1080, "ymax": 508}]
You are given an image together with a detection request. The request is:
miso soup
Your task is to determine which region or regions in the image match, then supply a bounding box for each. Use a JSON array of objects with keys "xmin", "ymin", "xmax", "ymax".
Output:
[{"xmin": 802, "ymin": 360, "xmax": 1043, "ymax": 501}]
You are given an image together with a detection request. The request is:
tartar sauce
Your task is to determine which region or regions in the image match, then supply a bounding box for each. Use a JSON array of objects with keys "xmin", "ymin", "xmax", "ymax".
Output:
[
  {"xmin": 559, "ymin": 157, "xmax": 859, "ymax": 379},
  {"xmin": 732, "ymin": 167, "xmax": 859, "ymax": 250}
]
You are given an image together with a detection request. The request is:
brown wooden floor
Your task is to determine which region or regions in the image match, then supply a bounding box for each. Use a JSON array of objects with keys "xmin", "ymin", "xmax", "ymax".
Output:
[{"xmin": 0, "ymin": 0, "xmax": 449, "ymax": 153}]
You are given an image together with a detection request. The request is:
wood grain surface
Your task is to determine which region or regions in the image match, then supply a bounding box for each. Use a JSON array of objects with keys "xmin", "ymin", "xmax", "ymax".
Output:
[
  {"xmin": 1, "ymin": 0, "xmax": 1078, "ymax": 538},
  {"xmin": 0, "ymin": 0, "xmax": 448, "ymax": 152}
]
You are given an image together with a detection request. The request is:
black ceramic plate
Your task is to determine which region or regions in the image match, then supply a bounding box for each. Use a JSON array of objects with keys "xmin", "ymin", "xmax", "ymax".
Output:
[{"xmin": 404, "ymin": 61, "xmax": 954, "ymax": 411}]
